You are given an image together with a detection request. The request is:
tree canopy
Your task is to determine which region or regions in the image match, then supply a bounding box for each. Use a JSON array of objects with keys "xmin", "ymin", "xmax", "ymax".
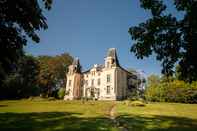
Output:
[
  {"xmin": 0, "ymin": 0, "xmax": 52, "ymax": 85},
  {"xmin": 1, "ymin": 55, "xmax": 39, "ymax": 99},
  {"xmin": 129, "ymin": 0, "xmax": 197, "ymax": 82},
  {"xmin": 37, "ymin": 53, "xmax": 73, "ymax": 97}
]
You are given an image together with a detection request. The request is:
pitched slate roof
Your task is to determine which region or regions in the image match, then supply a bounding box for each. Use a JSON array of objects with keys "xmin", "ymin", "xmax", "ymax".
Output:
[{"xmin": 107, "ymin": 48, "xmax": 120, "ymax": 66}]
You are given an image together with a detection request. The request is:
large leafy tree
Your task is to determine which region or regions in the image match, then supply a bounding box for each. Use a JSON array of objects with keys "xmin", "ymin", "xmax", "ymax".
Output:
[
  {"xmin": 1, "ymin": 55, "xmax": 39, "ymax": 99},
  {"xmin": 0, "ymin": 0, "xmax": 52, "ymax": 85},
  {"xmin": 129, "ymin": 0, "xmax": 197, "ymax": 82},
  {"xmin": 37, "ymin": 53, "xmax": 73, "ymax": 97}
]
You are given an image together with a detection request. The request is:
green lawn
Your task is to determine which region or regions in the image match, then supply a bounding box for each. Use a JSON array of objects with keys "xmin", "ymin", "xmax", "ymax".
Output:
[
  {"xmin": 116, "ymin": 102, "xmax": 197, "ymax": 131},
  {"xmin": 0, "ymin": 100, "xmax": 197, "ymax": 131}
]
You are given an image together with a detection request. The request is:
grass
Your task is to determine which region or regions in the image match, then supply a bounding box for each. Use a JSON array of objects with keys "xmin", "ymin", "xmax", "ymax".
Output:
[
  {"xmin": 0, "ymin": 100, "xmax": 115, "ymax": 131},
  {"xmin": 116, "ymin": 102, "xmax": 197, "ymax": 131},
  {"xmin": 0, "ymin": 100, "xmax": 197, "ymax": 131}
]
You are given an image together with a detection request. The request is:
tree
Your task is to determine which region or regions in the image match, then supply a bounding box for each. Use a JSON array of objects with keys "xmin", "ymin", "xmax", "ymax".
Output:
[
  {"xmin": 37, "ymin": 53, "xmax": 73, "ymax": 97},
  {"xmin": 1, "ymin": 55, "xmax": 39, "ymax": 99},
  {"xmin": 147, "ymin": 74, "xmax": 160, "ymax": 87},
  {"xmin": 129, "ymin": 0, "xmax": 197, "ymax": 82},
  {"xmin": 0, "ymin": 0, "xmax": 53, "ymax": 86}
]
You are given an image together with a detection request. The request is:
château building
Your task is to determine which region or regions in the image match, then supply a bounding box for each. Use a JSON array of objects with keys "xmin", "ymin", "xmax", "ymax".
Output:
[{"xmin": 64, "ymin": 48, "xmax": 141, "ymax": 100}]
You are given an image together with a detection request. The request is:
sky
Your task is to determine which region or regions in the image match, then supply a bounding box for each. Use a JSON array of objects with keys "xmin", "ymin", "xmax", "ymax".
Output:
[{"xmin": 25, "ymin": 0, "xmax": 181, "ymax": 76}]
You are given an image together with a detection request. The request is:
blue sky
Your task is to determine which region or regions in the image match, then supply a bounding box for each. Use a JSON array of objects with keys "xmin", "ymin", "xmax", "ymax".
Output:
[{"xmin": 25, "ymin": 0, "xmax": 181, "ymax": 76}]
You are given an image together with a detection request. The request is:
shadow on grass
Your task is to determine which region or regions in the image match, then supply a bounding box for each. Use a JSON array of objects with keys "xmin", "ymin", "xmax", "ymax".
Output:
[
  {"xmin": 0, "ymin": 112, "xmax": 114, "ymax": 131},
  {"xmin": 0, "ymin": 112, "xmax": 197, "ymax": 131},
  {"xmin": 0, "ymin": 105, "xmax": 7, "ymax": 107},
  {"xmin": 117, "ymin": 114, "xmax": 197, "ymax": 131}
]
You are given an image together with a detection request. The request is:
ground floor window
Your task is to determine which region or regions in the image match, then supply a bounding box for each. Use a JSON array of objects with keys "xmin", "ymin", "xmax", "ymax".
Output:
[
  {"xmin": 107, "ymin": 86, "xmax": 110, "ymax": 94},
  {"xmin": 68, "ymin": 80, "xmax": 72, "ymax": 87}
]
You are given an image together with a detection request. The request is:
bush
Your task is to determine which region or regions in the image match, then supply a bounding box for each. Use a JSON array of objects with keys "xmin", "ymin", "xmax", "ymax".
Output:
[
  {"xmin": 130, "ymin": 100, "xmax": 146, "ymax": 107},
  {"xmin": 123, "ymin": 100, "xmax": 146, "ymax": 107},
  {"xmin": 145, "ymin": 79, "xmax": 197, "ymax": 103},
  {"xmin": 57, "ymin": 88, "xmax": 65, "ymax": 99},
  {"xmin": 28, "ymin": 96, "xmax": 47, "ymax": 101}
]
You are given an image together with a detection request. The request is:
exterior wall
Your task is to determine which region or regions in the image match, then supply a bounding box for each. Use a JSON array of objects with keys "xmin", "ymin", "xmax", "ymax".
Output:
[
  {"xmin": 99, "ymin": 67, "xmax": 116, "ymax": 100},
  {"xmin": 64, "ymin": 74, "xmax": 74, "ymax": 100},
  {"xmin": 64, "ymin": 73, "xmax": 82, "ymax": 100},
  {"xmin": 82, "ymin": 67, "xmax": 116, "ymax": 100},
  {"xmin": 115, "ymin": 68, "xmax": 127, "ymax": 100}
]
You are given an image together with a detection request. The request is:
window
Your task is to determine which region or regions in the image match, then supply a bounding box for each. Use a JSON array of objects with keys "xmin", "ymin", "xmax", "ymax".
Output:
[
  {"xmin": 107, "ymin": 74, "xmax": 111, "ymax": 82},
  {"xmin": 91, "ymin": 71, "xmax": 95, "ymax": 76},
  {"xmin": 85, "ymin": 80, "xmax": 88, "ymax": 86},
  {"xmin": 97, "ymin": 78, "xmax": 100, "ymax": 86},
  {"xmin": 91, "ymin": 79, "xmax": 94, "ymax": 86},
  {"xmin": 68, "ymin": 80, "xmax": 72, "ymax": 87},
  {"xmin": 107, "ymin": 86, "xmax": 110, "ymax": 94}
]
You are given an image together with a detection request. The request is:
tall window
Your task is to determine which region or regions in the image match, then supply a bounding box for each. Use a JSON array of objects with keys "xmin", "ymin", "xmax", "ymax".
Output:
[
  {"xmin": 107, "ymin": 86, "xmax": 110, "ymax": 94},
  {"xmin": 85, "ymin": 80, "xmax": 88, "ymax": 86},
  {"xmin": 107, "ymin": 74, "xmax": 111, "ymax": 83},
  {"xmin": 91, "ymin": 79, "xmax": 94, "ymax": 86},
  {"xmin": 97, "ymin": 78, "xmax": 101, "ymax": 86},
  {"xmin": 68, "ymin": 80, "xmax": 72, "ymax": 87}
]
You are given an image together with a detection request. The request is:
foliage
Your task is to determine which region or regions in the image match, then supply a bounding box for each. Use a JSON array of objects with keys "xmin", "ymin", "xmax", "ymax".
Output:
[
  {"xmin": 57, "ymin": 88, "xmax": 65, "ymax": 99},
  {"xmin": 37, "ymin": 53, "xmax": 73, "ymax": 97},
  {"xmin": 147, "ymin": 74, "xmax": 160, "ymax": 86},
  {"xmin": 130, "ymin": 100, "xmax": 146, "ymax": 107},
  {"xmin": 129, "ymin": 0, "xmax": 197, "ymax": 82},
  {"xmin": 0, "ymin": 0, "xmax": 53, "ymax": 86},
  {"xmin": 145, "ymin": 75, "xmax": 197, "ymax": 103},
  {"xmin": 124, "ymin": 100, "xmax": 146, "ymax": 107},
  {"xmin": 0, "ymin": 52, "xmax": 73, "ymax": 99},
  {"xmin": 1, "ymin": 55, "xmax": 40, "ymax": 99}
]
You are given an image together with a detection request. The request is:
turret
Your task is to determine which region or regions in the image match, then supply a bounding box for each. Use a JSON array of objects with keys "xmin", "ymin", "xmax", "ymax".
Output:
[
  {"xmin": 64, "ymin": 58, "xmax": 82, "ymax": 100},
  {"xmin": 105, "ymin": 48, "xmax": 120, "ymax": 68},
  {"xmin": 68, "ymin": 58, "xmax": 81, "ymax": 75}
]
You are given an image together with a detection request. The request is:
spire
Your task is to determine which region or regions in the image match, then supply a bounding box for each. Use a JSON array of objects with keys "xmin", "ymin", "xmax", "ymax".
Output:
[
  {"xmin": 71, "ymin": 58, "xmax": 81, "ymax": 73},
  {"xmin": 106, "ymin": 48, "xmax": 120, "ymax": 67},
  {"xmin": 72, "ymin": 57, "xmax": 80, "ymax": 66}
]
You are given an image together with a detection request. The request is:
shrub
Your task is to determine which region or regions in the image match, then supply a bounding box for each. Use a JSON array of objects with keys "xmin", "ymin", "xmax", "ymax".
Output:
[
  {"xmin": 145, "ymin": 79, "xmax": 197, "ymax": 103},
  {"xmin": 57, "ymin": 88, "xmax": 65, "ymax": 99},
  {"xmin": 123, "ymin": 100, "xmax": 146, "ymax": 107},
  {"xmin": 130, "ymin": 100, "xmax": 146, "ymax": 107}
]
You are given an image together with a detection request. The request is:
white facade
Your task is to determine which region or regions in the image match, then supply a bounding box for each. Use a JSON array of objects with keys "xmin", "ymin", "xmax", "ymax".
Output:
[{"xmin": 64, "ymin": 48, "xmax": 137, "ymax": 100}]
